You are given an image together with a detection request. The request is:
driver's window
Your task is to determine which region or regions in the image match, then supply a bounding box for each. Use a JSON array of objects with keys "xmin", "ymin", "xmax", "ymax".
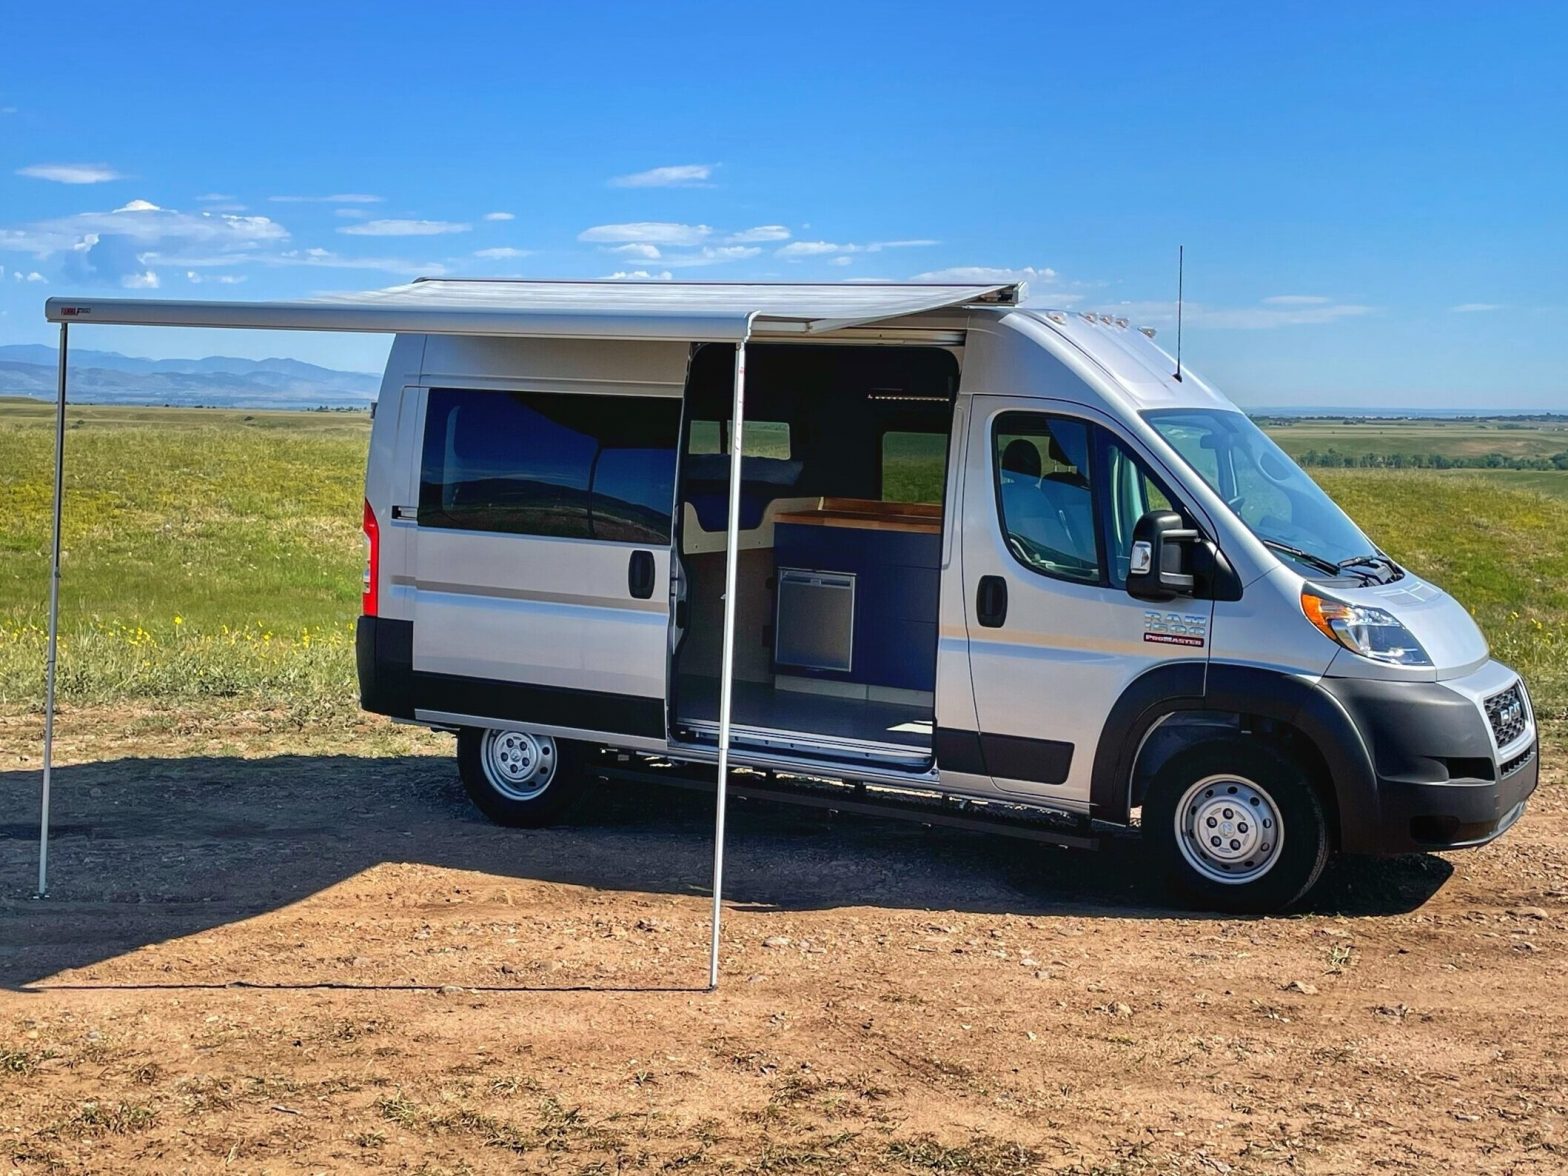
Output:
[
  {"xmin": 992, "ymin": 414, "xmax": 1101, "ymax": 584},
  {"xmin": 1102, "ymin": 434, "xmax": 1178, "ymax": 588}
]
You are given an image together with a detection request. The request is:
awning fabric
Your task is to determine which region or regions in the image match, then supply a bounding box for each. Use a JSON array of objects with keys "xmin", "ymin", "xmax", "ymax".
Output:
[{"xmin": 45, "ymin": 279, "xmax": 1023, "ymax": 342}]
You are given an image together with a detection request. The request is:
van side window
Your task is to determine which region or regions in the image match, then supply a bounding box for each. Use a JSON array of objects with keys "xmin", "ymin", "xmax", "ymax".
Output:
[
  {"xmin": 1099, "ymin": 433, "xmax": 1182, "ymax": 588},
  {"xmin": 881, "ymin": 430, "xmax": 947, "ymax": 504},
  {"xmin": 992, "ymin": 414, "xmax": 1101, "ymax": 584},
  {"xmin": 419, "ymin": 389, "xmax": 681, "ymax": 543},
  {"xmin": 687, "ymin": 419, "xmax": 792, "ymax": 460}
]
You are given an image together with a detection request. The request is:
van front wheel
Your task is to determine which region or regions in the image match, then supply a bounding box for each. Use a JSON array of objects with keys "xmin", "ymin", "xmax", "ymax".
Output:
[
  {"xmin": 457, "ymin": 727, "xmax": 587, "ymax": 827},
  {"xmin": 1144, "ymin": 738, "xmax": 1330, "ymax": 914}
]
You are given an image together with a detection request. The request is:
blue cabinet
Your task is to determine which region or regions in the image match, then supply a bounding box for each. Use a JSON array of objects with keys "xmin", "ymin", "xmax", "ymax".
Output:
[{"xmin": 774, "ymin": 517, "xmax": 941, "ymax": 693}]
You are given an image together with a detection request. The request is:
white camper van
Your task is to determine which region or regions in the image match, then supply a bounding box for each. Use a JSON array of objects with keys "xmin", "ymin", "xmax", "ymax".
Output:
[{"xmin": 334, "ymin": 279, "xmax": 1540, "ymax": 912}]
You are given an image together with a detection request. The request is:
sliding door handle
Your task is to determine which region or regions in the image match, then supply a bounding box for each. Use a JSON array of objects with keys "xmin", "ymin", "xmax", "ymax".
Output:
[
  {"xmin": 976, "ymin": 574, "xmax": 1008, "ymax": 628},
  {"xmin": 628, "ymin": 549, "xmax": 656, "ymax": 599}
]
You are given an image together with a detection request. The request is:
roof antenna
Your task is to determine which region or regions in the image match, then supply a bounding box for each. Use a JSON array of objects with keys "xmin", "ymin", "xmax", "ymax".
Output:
[{"xmin": 1173, "ymin": 244, "xmax": 1185, "ymax": 382}]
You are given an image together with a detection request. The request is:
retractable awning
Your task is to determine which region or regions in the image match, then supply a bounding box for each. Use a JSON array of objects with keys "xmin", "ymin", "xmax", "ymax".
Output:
[
  {"xmin": 34, "ymin": 279, "xmax": 1022, "ymax": 990},
  {"xmin": 46, "ymin": 278, "xmax": 1023, "ymax": 341}
]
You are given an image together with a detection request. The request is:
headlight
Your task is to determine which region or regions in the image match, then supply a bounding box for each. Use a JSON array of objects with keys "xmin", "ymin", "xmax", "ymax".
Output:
[{"xmin": 1301, "ymin": 588, "xmax": 1432, "ymax": 666}]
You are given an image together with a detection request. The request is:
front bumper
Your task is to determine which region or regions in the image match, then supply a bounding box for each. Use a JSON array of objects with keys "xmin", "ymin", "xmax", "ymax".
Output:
[{"xmin": 1319, "ymin": 668, "xmax": 1540, "ymax": 856}]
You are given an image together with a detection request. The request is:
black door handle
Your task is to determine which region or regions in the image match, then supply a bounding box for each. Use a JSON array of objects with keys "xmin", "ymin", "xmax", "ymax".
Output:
[
  {"xmin": 628, "ymin": 550, "xmax": 656, "ymax": 599},
  {"xmin": 976, "ymin": 575, "xmax": 1008, "ymax": 628}
]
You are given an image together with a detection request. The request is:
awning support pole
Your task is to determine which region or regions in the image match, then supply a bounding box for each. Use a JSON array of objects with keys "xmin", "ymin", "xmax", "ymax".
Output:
[
  {"xmin": 708, "ymin": 328, "xmax": 752, "ymax": 990},
  {"xmin": 37, "ymin": 321, "xmax": 67, "ymax": 899}
]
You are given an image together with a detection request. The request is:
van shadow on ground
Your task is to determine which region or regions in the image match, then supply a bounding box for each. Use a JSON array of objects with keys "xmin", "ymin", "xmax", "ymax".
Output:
[{"xmin": 0, "ymin": 752, "xmax": 1452, "ymax": 989}]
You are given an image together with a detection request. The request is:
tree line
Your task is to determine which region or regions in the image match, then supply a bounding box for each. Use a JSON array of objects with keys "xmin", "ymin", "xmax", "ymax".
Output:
[{"xmin": 1296, "ymin": 448, "xmax": 1568, "ymax": 471}]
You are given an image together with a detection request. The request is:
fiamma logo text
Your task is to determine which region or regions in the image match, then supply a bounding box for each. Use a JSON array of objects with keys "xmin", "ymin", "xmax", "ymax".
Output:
[{"xmin": 1144, "ymin": 610, "xmax": 1207, "ymax": 648}]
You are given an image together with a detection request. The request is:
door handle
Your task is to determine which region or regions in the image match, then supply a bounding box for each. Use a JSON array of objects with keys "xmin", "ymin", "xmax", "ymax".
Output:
[
  {"xmin": 976, "ymin": 575, "xmax": 1008, "ymax": 628},
  {"xmin": 628, "ymin": 549, "xmax": 656, "ymax": 599}
]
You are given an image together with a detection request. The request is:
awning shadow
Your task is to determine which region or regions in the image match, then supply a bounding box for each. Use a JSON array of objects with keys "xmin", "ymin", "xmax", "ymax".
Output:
[{"xmin": 0, "ymin": 752, "xmax": 1453, "ymax": 989}]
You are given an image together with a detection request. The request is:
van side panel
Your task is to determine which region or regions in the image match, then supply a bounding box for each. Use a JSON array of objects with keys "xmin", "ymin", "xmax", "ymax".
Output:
[{"xmin": 390, "ymin": 335, "xmax": 690, "ymax": 743}]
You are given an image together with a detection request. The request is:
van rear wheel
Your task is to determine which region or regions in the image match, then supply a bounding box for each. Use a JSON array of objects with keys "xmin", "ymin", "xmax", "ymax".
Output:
[
  {"xmin": 1144, "ymin": 737, "xmax": 1330, "ymax": 914},
  {"xmin": 457, "ymin": 727, "xmax": 588, "ymax": 827}
]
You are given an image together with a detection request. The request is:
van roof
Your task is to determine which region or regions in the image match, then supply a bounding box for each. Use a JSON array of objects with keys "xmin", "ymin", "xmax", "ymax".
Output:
[{"xmin": 45, "ymin": 279, "xmax": 1024, "ymax": 342}]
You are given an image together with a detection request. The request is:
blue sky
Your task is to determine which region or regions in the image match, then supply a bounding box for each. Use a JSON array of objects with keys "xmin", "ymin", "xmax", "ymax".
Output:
[{"xmin": 2, "ymin": 2, "xmax": 1564, "ymax": 408}]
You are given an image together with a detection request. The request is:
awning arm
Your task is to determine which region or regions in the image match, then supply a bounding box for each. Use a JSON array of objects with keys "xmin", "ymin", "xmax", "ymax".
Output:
[
  {"xmin": 37, "ymin": 321, "xmax": 67, "ymax": 898},
  {"xmin": 708, "ymin": 313, "xmax": 756, "ymax": 990}
]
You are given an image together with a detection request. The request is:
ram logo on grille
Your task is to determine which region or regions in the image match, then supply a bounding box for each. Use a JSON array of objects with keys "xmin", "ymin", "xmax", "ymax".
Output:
[{"xmin": 1485, "ymin": 684, "xmax": 1528, "ymax": 747}]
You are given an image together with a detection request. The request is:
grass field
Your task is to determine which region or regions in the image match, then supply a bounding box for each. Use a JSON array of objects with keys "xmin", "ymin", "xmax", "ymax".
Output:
[
  {"xmin": 1, "ymin": 400, "xmax": 1565, "ymax": 725},
  {"xmin": 1263, "ymin": 417, "xmax": 1568, "ymax": 461}
]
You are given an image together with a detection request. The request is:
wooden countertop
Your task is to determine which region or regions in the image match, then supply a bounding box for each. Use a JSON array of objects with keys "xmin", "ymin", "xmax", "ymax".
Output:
[{"xmin": 774, "ymin": 497, "xmax": 942, "ymax": 535}]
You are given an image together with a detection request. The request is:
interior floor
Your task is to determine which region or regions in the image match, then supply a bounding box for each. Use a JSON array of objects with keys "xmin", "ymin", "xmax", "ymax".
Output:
[{"xmin": 675, "ymin": 675, "xmax": 931, "ymax": 751}]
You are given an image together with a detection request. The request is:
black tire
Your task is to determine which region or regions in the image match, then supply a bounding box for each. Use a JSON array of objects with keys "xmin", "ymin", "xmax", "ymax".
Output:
[
  {"xmin": 456, "ymin": 727, "xmax": 590, "ymax": 828},
  {"xmin": 1143, "ymin": 736, "xmax": 1331, "ymax": 914}
]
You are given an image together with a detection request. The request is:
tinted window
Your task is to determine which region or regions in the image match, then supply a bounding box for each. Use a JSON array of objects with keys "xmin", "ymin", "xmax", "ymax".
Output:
[
  {"xmin": 687, "ymin": 419, "xmax": 792, "ymax": 459},
  {"xmin": 993, "ymin": 414, "xmax": 1100, "ymax": 584},
  {"xmin": 882, "ymin": 431, "xmax": 947, "ymax": 504},
  {"xmin": 1101, "ymin": 434, "xmax": 1178, "ymax": 588},
  {"xmin": 420, "ymin": 390, "xmax": 680, "ymax": 543}
]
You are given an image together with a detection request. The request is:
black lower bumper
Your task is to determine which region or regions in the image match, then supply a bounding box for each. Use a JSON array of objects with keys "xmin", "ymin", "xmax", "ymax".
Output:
[
  {"xmin": 1375, "ymin": 743, "xmax": 1538, "ymax": 853},
  {"xmin": 1319, "ymin": 676, "xmax": 1540, "ymax": 855}
]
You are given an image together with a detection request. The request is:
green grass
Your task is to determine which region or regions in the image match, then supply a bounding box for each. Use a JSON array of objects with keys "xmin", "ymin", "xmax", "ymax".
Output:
[
  {"xmin": 1263, "ymin": 417, "xmax": 1568, "ymax": 463},
  {"xmin": 0, "ymin": 402, "xmax": 367, "ymax": 713},
  {"xmin": 1, "ymin": 402, "xmax": 1564, "ymax": 726}
]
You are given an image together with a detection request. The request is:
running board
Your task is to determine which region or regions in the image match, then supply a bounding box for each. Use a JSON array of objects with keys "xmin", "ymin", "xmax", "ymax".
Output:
[
  {"xmin": 594, "ymin": 758, "xmax": 1104, "ymax": 851},
  {"xmin": 674, "ymin": 718, "xmax": 933, "ymax": 768}
]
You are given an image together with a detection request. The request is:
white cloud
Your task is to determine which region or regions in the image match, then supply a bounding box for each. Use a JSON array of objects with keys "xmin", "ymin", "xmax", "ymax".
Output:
[
  {"xmin": 726, "ymin": 225, "xmax": 791, "ymax": 243},
  {"xmin": 274, "ymin": 248, "xmax": 447, "ymax": 276},
  {"xmin": 339, "ymin": 219, "xmax": 471, "ymax": 237},
  {"xmin": 608, "ymin": 242, "xmax": 662, "ymax": 260},
  {"xmin": 829, "ymin": 256, "xmax": 852, "ymax": 267},
  {"xmin": 195, "ymin": 193, "xmax": 235, "ymax": 203},
  {"xmin": 482, "ymin": 211, "xmax": 515, "ymax": 221},
  {"xmin": 777, "ymin": 241, "xmax": 841, "ymax": 257},
  {"xmin": 1261, "ymin": 295, "xmax": 1332, "ymax": 306},
  {"xmin": 269, "ymin": 193, "xmax": 383, "ymax": 204},
  {"xmin": 17, "ymin": 162, "xmax": 124, "ymax": 184},
  {"xmin": 578, "ymin": 222, "xmax": 712, "ymax": 245},
  {"xmin": 0, "ymin": 201, "xmax": 291, "ymax": 286},
  {"xmin": 473, "ymin": 246, "xmax": 530, "ymax": 259},
  {"xmin": 609, "ymin": 163, "xmax": 715, "ymax": 189},
  {"xmin": 14, "ymin": 270, "xmax": 47, "ymax": 283},
  {"xmin": 1451, "ymin": 302, "xmax": 1503, "ymax": 313},
  {"xmin": 122, "ymin": 271, "xmax": 159, "ymax": 289},
  {"xmin": 779, "ymin": 238, "xmax": 939, "ymax": 258},
  {"xmin": 660, "ymin": 245, "xmax": 762, "ymax": 268},
  {"xmin": 187, "ymin": 270, "xmax": 247, "ymax": 284},
  {"xmin": 602, "ymin": 270, "xmax": 674, "ymax": 281}
]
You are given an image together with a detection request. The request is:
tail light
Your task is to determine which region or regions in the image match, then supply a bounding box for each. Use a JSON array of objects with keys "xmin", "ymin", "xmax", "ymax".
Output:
[{"xmin": 361, "ymin": 499, "xmax": 380, "ymax": 617}]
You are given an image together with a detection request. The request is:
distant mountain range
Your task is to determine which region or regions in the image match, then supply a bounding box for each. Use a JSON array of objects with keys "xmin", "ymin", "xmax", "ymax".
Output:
[{"xmin": 0, "ymin": 345, "xmax": 380, "ymax": 408}]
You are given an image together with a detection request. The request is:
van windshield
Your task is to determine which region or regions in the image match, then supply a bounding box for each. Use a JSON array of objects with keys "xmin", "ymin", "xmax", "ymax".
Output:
[{"xmin": 1143, "ymin": 409, "xmax": 1380, "ymax": 573}]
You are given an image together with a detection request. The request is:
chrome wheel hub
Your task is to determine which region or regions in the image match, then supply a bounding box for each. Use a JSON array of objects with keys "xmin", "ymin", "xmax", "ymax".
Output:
[
  {"xmin": 1175, "ymin": 774, "xmax": 1283, "ymax": 885},
  {"xmin": 480, "ymin": 728, "xmax": 556, "ymax": 801}
]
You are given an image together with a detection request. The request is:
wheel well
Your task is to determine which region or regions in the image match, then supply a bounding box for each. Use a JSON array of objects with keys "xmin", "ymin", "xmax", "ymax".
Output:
[{"xmin": 1130, "ymin": 710, "xmax": 1342, "ymax": 848}]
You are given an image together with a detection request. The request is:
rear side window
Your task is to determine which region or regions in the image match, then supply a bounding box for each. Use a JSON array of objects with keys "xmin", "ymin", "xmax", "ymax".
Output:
[
  {"xmin": 687, "ymin": 419, "xmax": 792, "ymax": 459},
  {"xmin": 881, "ymin": 430, "xmax": 947, "ymax": 504},
  {"xmin": 419, "ymin": 389, "xmax": 681, "ymax": 543}
]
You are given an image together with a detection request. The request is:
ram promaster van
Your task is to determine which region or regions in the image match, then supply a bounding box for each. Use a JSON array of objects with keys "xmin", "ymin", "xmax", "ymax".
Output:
[{"xmin": 59, "ymin": 278, "xmax": 1520, "ymax": 914}]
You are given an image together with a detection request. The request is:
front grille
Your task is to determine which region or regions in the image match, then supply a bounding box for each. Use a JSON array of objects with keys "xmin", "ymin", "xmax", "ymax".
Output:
[
  {"xmin": 1484, "ymin": 683, "xmax": 1529, "ymax": 748},
  {"xmin": 1500, "ymin": 744, "xmax": 1536, "ymax": 780}
]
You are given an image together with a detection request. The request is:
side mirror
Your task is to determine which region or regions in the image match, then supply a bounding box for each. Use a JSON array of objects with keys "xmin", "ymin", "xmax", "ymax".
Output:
[{"xmin": 1127, "ymin": 510, "xmax": 1199, "ymax": 601}]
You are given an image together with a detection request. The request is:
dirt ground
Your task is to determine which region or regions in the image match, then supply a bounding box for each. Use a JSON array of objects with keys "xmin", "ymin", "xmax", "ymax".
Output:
[{"xmin": 1, "ymin": 708, "xmax": 1564, "ymax": 1174}]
